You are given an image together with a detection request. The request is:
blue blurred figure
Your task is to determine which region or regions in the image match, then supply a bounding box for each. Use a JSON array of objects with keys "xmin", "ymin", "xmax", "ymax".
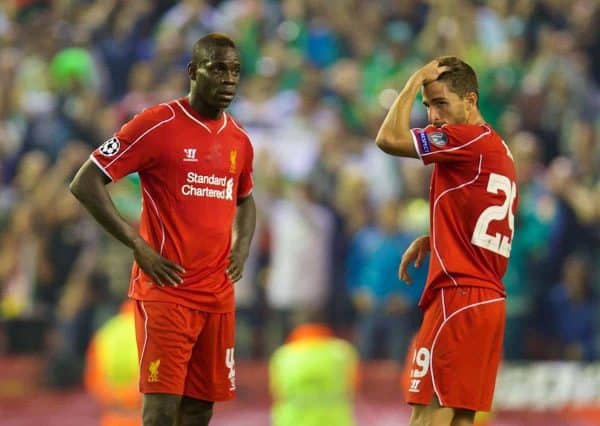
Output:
[
  {"xmin": 547, "ymin": 253, "xmax": 597, "ymax": 361},
  {"xmin": 346, "ymin": 199, "xmax": 426, "ymax": 361}
]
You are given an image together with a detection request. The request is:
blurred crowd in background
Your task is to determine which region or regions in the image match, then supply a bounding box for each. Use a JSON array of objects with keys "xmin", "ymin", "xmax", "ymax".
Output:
[{"xmin": 0, "ymin": 0, "xmax": 598, "ymax": 390}]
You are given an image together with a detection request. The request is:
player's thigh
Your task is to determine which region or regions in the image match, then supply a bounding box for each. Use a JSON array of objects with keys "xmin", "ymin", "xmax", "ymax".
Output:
[
  {"xmin": 410, "ymin": 403, "xmax": 475, "ymax": 426},
  {"xmin": 409, "ymin": 396, "xmax": 454, "ymax": 426},
  {"xmin": 404, "ymin": 288, "xmax": 505, "ymax": 412},
  {"xmin": 184, "ymin": 310, "xmax": 236, "ymax": 401},
  {"xmin": 142, "ymin": 393, "xmax": 181, "ymax": 425},
  {"xmin": 403, "ymin": 297, "xmax": 444, "ymax": 406},
  {"xmin": 134, "ymin": 301, "xmax": 204, "ymax": 395},
  {"xmin": 177, "ymin": 396, "xmax": 214, "ymax": 426},
  {"xmin": 433, "ymin": 288, "xmax": 505, "ymax": 411},
  {"xmin": 451, "ymin": 409, "xmax": 476, "ymax": 426}
]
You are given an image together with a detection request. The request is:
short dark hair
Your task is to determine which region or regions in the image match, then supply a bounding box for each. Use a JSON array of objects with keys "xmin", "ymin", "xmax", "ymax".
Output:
[
  {"xmin": 192, "ymin": 33, "xmax": 237, "ymax": 62},
  {"xmin": 435, "ymin": 56, "xmax": 479, "ymax": 102}
]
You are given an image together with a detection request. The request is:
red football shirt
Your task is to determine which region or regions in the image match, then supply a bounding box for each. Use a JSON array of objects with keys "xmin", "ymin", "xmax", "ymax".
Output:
[
  {"xmin": 411, "ymin": 123, "xmax": 518, "ymax": 308},
  {"xmin": 91, "ymin": 97, "xmax": 254, "ymax": 313}
]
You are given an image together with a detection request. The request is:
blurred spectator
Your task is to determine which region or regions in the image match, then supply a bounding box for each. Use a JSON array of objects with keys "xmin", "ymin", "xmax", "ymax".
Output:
[
  {"xmin": 85, "ymin": 300, "xmax": 140, "ymax": 426},
  {"xmin": 235, "ymin": 208, "xmax": 268, "ymax": 360},
  {"xmin": 265, "ymin": 179, "xmax": 335, "ymax": 352},
  {"xmin": 546, "ymin": 253, "xmax": 597, "ymax": 361},
  {"xmin": 269, "ymin": 320, "xmax": 359, "ymax": 426},
  {"xmin": 346, "ymin": 199, "xmax": 424, "ymax": 361},
  {"xmin": 93, "ymin": 1, "xmax": 155, "ymax": 101},
  {"xmin": 503, "ymin": 132, "xmax": 557, "ymax": 359}
]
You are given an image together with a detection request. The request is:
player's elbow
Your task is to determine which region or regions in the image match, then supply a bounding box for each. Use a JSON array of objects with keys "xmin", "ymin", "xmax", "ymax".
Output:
[
  {"xmin": 69, "ymin": 169, "xmax": 95, "ymax": 204},
  {"xmin": 375, "ymin": 135, "xmax": 404, "ymax": 156},
  {"xmin": 375, "ymin": 132, "xmax": 417, "ymax": 158},
  {"xmin": 69, "ymin": 176, "xmax": 85, "ymax": 201},
  {"xmin": 70, "ymin": 160, "xmax": 111, "ymax": 201},
  {"xmin": 375, "ymin": 135, "xmax": 395, "ymax": 153}
]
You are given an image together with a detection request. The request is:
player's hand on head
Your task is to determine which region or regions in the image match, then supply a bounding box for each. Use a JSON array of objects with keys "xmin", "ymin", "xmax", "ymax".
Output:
[
  {"xmin": 419, "ymin": 60, "xmax": 451, "ymax": 85},
  {"xmin": 133, "ymin": 238, "xmax": 185, "ymax": 287},
  {"xmin": 226, "ymin": 247, "xmax": 248, "ymax": 283},
  {"xmin": 399, "ymin": 235, "xmax": 430, "ymax": 284}
]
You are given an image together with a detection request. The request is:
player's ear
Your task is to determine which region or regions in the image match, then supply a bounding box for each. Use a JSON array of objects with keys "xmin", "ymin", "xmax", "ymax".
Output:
[
  {"xmin": 464, "ymin": 92, "xmax": 477, "ymax": 112},
  {"xmin": 187, "ymin": 62, "xmax": 197, "ymax": 81}
]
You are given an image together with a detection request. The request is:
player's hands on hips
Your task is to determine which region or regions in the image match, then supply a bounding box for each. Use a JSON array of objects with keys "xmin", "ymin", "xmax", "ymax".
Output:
[
  {"xmin": 399, "ymin": 235, "xmax": 430, "ymax": 284},
  {"xmin": 133, "ymin": 237, "xmax": 185, "ymax": 287},
  {"xmin": 227, "ymin": 247, "xmax": 248, "ymax": 283},
  {"xmin": 413, "ymin": 60, "xmax": 451, "ymax": 86}
]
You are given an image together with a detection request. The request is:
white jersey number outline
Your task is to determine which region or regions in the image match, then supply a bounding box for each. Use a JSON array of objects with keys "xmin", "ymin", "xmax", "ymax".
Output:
[
  {"xmin": 471, "ymin": 173, "xmax": 516, "ymax": 258},
  {"xmin": 411, "ymin": 347, "xmax": 431, "ymax": 378}
]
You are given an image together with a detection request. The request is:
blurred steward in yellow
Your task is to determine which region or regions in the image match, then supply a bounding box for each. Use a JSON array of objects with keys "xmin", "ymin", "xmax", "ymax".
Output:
[
  {"xmin": 84, "ymin": 301, "xmax": 140, "ymax": 426},
  {"xmin": 269, "ymin": 321, "xmax": 359, "ymax": 426}
]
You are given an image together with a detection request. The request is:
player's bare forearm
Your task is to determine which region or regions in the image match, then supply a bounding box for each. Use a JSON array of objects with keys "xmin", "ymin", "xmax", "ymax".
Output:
[
  {"xmin": 376, "ymin": 60, "xmax": 450, "ymax": 158},
  {"xmin": 375, "ymin": 75, "xmax": 421, "ymax": 158},
  {"xmin": 69, "ymin": 159, "xmax": 144, "ymax": 250},
  {"xmin": 232, "ymin": 194, "xmax": 256, "ymax": 257},
  {"xmin": 227, "ymin": 194, "xmax": 256, "ymax": 283}
]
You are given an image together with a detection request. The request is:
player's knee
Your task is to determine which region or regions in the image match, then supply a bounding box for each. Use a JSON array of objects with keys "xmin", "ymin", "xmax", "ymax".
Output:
[
  {"xmin": 143, "ymin": 394, "xmax": 180, "ymax": 426},
  {"xmin": 178, "ymin": 397, "xmax": 214, "ymax": 426},
  {"xmin": 409, "ymin": 404, "xmax": 432, "ymax": 426}
]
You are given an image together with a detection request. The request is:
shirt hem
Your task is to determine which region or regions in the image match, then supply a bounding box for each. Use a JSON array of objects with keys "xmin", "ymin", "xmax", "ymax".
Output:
[
  {"xmin": 128, "ymin": 294, "xmax": 235, "ymax": 314},
  {"xmin": 419, "ymin": 282, "xmax": 506, "ymax": 308}
]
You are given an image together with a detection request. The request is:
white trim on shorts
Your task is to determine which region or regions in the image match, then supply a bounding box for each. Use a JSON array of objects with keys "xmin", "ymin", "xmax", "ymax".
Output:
[{"xmin": 430, "ymin": 295, "xmax": 505, "ymax": 406}]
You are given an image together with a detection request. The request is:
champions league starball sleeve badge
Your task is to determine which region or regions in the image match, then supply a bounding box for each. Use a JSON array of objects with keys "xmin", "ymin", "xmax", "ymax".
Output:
[{"xmin": 99, "ymin": 137, "xmax": 121, "ymax": 156}]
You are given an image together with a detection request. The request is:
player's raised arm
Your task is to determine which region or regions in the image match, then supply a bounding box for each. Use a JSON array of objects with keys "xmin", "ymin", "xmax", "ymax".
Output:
[
  {"xmin": 375, "ymin": 61, "xmax": 449, "ymax": 158},
  {"xmin": 70, "ymin": 159, "xmax": 184, "ymax": 287}
]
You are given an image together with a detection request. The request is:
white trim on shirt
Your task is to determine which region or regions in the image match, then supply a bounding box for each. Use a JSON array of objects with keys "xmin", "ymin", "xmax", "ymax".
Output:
[
  {"xmin": 104, "ymin": 103, "xmax": 176, "ymax": 172},
  {"xmin": 89, "ymin": 153, "xmax": 114, "ymax": 181},
  {"xmin": 217, "ymin": 112, "xmax": 228, "ymax": 134},
  {"xmin": 143, "ymin": 187, "xmax": 166, "ymax": 255},
  {"xmin": 421, "ymin": 125, "xmax": 491, "ymax": 158},
  {"xmin": 431, "ymin": 154, "xmax": 483, "ymax": 286},
  {"xmin": 175, "ymin": 100, "xmax": 212, "ymax": 133}
]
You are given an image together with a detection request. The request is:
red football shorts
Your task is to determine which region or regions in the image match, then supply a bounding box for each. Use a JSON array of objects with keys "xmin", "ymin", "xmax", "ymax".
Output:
[
  {"xmin": 134, "ymin": 301, "xmax": 236, "ymax": 401},
  {"xmin": 404, "ymin": 287, "xmax": 505, "ymax": 411}
]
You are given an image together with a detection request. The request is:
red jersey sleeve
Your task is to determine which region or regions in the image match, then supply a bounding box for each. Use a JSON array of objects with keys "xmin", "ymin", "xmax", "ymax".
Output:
[
  {"xmin": 237, "ymin": 135, "xmax": 254, "ymax": 199},
  {"xmin": 411, "ymin": 124, "xmax": 492, "ymax": 165},
  {"xmin": 90, "ymin": 104, "xmax": 175, "ymax": 181}
]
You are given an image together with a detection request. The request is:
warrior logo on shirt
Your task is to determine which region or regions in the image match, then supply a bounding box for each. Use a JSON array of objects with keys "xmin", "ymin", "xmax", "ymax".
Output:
[
  {"xmin": 99, "ymin": 137, "xmax": 120, "ymax": 156},
  {"xmin": 183, "ymin": 148, "xmax": 198, "ymax": 162}
]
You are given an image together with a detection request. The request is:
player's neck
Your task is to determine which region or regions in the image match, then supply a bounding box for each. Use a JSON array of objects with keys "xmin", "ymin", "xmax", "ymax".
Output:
[
  {"xmin": 187, "ymin": 94, "xmax": 223, "ymax": 120},
  {"xmin": 467, "ymin": 110, "xmax": 485, "ymax": 125}
]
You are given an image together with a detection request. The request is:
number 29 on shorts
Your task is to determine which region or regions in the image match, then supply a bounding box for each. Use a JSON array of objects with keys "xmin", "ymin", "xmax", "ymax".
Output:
[{"xmin": 409, "ymin": 347, "xmax": 431, "ymax": 392}]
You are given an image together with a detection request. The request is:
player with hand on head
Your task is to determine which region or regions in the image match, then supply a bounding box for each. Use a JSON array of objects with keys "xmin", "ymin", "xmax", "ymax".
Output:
[
  {"xmin": 376, "ymin": 57, "xmax": 518, "ymax": 426},
  {"xmin": 70, "ymin": 33, "xmax": 256, "ymax": 426}
]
